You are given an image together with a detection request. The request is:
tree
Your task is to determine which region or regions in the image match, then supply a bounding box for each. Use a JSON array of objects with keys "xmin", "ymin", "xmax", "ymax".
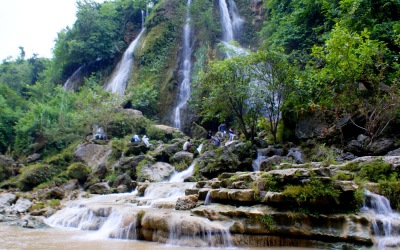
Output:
[
  {"xmin": 247, "ymin": 49, "xmax": 297, "ymax": 144},
  {"xmin": 309, "ymin": 25, "xmax": 400, "ymax": 143},
  {"xmin": 199, "ymin": 55, "xmax": 263, "ymax": 141}
]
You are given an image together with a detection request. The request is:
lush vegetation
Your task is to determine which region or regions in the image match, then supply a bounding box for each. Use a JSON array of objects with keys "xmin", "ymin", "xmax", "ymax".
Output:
[{"xmin": 0, "ymin": 0, "xmax": 399, "ymax": 206}]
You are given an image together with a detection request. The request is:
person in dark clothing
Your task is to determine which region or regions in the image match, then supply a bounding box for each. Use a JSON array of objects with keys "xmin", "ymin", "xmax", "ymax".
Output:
[{"xmin": 206, "ymin": 130, "xmax": 212, "ymax": 140}]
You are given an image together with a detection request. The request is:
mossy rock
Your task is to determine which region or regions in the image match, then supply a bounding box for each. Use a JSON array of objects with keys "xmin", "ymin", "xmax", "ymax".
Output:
[
  {"xmin": 66, "ymin": 163, "xmax": 91, "ymax": 182},
  {"xmin": 19, "ymin": 164, "xmax": 53, "ymax": 191},
  {"xmin": 0, "ymin": 155, "xmax": 13, "ymax": 182}
]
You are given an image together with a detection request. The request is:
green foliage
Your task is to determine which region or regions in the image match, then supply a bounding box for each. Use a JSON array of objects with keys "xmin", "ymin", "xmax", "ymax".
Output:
[
  {"xmin": 332, "ymin": 171, "xmax": 354, "ymax": 181},
  {"xmin": 258, "ymin": 214, "xmax": 276, "ymax": 230},
  {"xmin": 261, "ymin": 173, "xmax": 280, "ymax": 192},
  {"xmin": 283, "ymin": 178, "xmax": 341, "ymax": 204},
  {"xmin": 66, "ymin": 162, "xmax": 91, "ymax": 182},
  {"xmin": 359, "ymin": 161, "xmax": 397, "ymax": 182},
  {"xmin": 126, "ymin": 83, "xmax": 158, "ymax": 115},
  {"xmin": 379, "ymin": 180, "xmax": 400, "ymax": 210}
]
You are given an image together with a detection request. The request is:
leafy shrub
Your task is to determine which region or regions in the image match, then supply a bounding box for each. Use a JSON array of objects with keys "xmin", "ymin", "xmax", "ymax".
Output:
[
  {"xmin": 379, "ymin": 180, "xmax": 400, "ymax": 210},
  {"xmin": 66, "ymin": 162, "xmax": 91, "ymax": 182},
  {"xmin": 258, "ymin": 214, "xmax": 276, "ymax": 230},
  {"xmin": 283, "ymin": 179, "xmax": 341, "ymax": 204}
]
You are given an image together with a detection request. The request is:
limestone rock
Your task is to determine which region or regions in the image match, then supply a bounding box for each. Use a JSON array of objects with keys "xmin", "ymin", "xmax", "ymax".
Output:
[
  {"xmin": 62, "ymin": 179, "xmax": 80, "ymax": 192},
  {"xmin": 0, "ymin": 193, "xmax": 17, "ymax": 207},
  {"xmin": 124, "ymin": 142, "xmax": 149, "ymax": 156},
  {"xmin": 73, "ymin": 142, "xmax": 112, "ymax": 170},
  {"xmin": 171, "ymin": 151, "xmax": 194, "ymax": 165},
  {"xmin": 368, "ymin": 138, "xmax": 394, "ymax": 155},
  {"xmin": 46, "ymin": 187, "xmax": 66, "ymax": 199},
  {"xmin": 386, "ymin": 148, "xmax": 400, "ymax": 156},
  {"xmin": 112, "ymin": 173, "xmax": 133, "ymax": 191},
  {"xmin": 13, "ymin": 198, "xmax": 32, "ymax": 213},
  {"xmin": 88, "ymin": 182, "xmax": 111, "ymax": 194},
  {"xmin": 26, "ymin": 153, "xmax": 41, "ymax": 163},
  {"xmin": 175, "ymin": 194, "xmax": 198, "ymax": 210},
  {"xmin": 138, "ymin": 162, "xmax": 174, "ymax": 182}
]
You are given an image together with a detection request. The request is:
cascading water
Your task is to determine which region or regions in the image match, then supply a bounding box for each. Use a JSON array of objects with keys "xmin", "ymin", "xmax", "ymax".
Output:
[
  {"xmin": 173, "ymin": 0, "xmax": 193, "ymax": 129},
  {"xmin": 218, "ymin": 0, "xmax": 244, "ymax": 58},
  {"xmin": 104, "ymin": 11, "xmax": 145, "ymax": 95},
  {"xmin": 363, "ymin": 190, "xmax": 400, "ymax": 249},
  {"xmin": 46, "ymin": 144, "xmax": 234, "ymax": 247},
  {"xmin": 63, "ymin": 64, "xmax": 86, "ymax": 90}
]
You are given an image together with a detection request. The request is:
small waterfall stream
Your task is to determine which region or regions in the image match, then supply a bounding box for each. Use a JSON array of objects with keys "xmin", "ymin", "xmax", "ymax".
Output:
[
  {"xmin": 63, "ymin": 64, "xmax": 86, "ymax": 90},
  {"xmin": 104, "ymin": 11, "xmax": 145, "ymax": 95},
  {"xmin": 363, "ymin": 190, "xmax": 400, "ymax": 249},
  {"xmin": 46, "ymin": 143, "xmax": 233, "ymax": 247},
  {"xmin": 173, "ymin": 0, "xmax": 193, "ymax": 129}
]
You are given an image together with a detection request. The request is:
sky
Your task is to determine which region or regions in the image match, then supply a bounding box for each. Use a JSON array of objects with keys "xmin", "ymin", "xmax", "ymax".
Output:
[{"xmin": 0, "ymin": 0, "xmax": 105, "ymax": 61}]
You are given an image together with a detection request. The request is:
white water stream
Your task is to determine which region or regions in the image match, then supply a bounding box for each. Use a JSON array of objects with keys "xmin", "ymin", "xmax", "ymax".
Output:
[
  {"xmin": 173, "ymin": 0, "xmax": 193, "ymax": 129},
  {"xmin": 105, "ymin": 11, "xmax": 145, "ymax": 95},
  {"xmin": 363, "ymin": 190, "xmax": 400, "ymax": 249}
]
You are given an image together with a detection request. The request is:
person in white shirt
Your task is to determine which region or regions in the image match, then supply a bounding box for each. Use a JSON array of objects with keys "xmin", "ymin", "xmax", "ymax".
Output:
[
  {"xmin": 183, "ymin": 139, "xmax": 192, "ymax": 151},
  {"xmin": 142, "ymin": 135, "xmax": 151, "ymax": 147}
]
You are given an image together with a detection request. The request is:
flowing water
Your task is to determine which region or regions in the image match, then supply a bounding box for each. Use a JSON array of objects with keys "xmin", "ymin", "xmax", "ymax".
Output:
[
  {"xmin": 363, "ymin": 190, "xmax": 400, "ymax": 249},
  {"xmin": 104, "ymin": 11, "xmax": 145, "ymax": 95},
  {"xmin": 218, "ymin": 0, "xmax": 244, "ymax": 58},
  {"xmin": 63, "ymin": 64, "xmax": 85, "ymax": 90},
  {"xmin": 173, "ymin": 0, "xmax": 193, "ymax": 129}
]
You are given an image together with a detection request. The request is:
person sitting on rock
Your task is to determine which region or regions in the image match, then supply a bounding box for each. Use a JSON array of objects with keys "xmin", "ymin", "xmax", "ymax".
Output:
[
  {"xmin": 131, "ymin": 133, "xmax": 140, "ymax": 142},
  {"xmin": 142, "ymin": 135, "xmax": 151, "ymax": 147},
  {"xmin": 183, "ymin": 139, "xmax": 192, "ymax": 151},
  {"xmin": 228, "ymin": 128, "xmax": 235, "ymax": 141}
]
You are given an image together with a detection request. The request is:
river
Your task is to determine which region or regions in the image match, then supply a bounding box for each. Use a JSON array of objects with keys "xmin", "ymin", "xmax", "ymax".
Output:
[{"xmin": 0, "ymin": 223, "xmax": 313, "ymax": 250}]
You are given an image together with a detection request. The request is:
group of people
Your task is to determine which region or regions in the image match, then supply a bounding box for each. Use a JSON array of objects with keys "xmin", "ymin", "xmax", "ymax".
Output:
[
  {"xmin": 130, "ymin": 133, "xmax": 152, "ymax": 147},
  {"xmin": 207, "ymin": 123, "xmax": 236, "ymax": 146}
]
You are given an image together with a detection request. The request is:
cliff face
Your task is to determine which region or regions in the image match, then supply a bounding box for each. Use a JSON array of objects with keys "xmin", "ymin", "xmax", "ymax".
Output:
[{"xmin": 122, "ymin": 0, "xmax": 264, "ymax": 132}]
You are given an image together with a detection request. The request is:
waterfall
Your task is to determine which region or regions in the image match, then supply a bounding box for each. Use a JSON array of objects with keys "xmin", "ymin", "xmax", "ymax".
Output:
[
  {"xmin": 63, "ymin": 64, "xmax": 85, "ymax": 90},
  {"xmin": 218, "ymin": 0, "xmax": 244, "ymax": 58},
  {"xmin": 173, "ymin": 0, "xmax": 193, "ymax": 129},
  {"xmin": 104, "ymin": 11, "xmax": 145, "ymax": 95},
  {"xmin": 252, "ymin": 149, "xmax": 267, "ymax": 172},
  {"xmin": 363, "ymin": 190, "xmax": 400, "ymax": 249}
]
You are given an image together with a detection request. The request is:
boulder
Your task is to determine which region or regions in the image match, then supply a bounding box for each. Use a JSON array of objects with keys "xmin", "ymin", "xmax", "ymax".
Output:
[
  {"xmin": 259, "ymin": 155, "xmax": 281, "ymax": 171},
  {"xmin": 138, "ymin": 162, "xmax": 175, "ymax": 182},
  {"xmin": 197, "ymin": 142, "xmax": 254, "ymax": 178},
  {"xmin": 124, "ymin": 142, "xmax": 149, "ymax": 156},
  {"xmin": 112, "ymin": 173, "xmax": 133, "ymax": 191},
  {"xmin": 13, "ymin": 198, "xmax": 32, "ymax": 213},
  {"xmin": 386, "ymin": 148, "xmax": 400, "ymax": 156},
  {"xmin": 344, "ymin": 140, "xmax": 367, "ymax": 156},
  {"xmin": 73, "ymin": 142, "xmax": 112, "ymax": 170},
  {"xmin": 119, "ymin": 108, "xmax": 143, "ymax": 118},
  {"xmin": 175, "ymin": 194, "xmax": 199, "ymax": 210},
  {"xmin": 88, "ymin": 182, "xmax": 111, "ymax": 194},
  {"xmin": 0, "ymin": 155, "xmax": 14, "ymax": 182},
  {"xmin": 18, "ymin": 164, "xmax": 53, "ymax": 191},
  {"xmin": 368, "ymin": 138, "xmax": 395, "ymax": 155},
  {"xmin": 171, "ymin": 151, "xmax": 194, "ymax": 165},
  {"xmin": 26, "ymin": 153, "xmax": 41, "ymax": 163},
  {"xmin": 114, "ymin": 155, "xmax": 146, "ymax": 175},
  {"xmin": 0, "ymin": 193, "xmax": 17, "ymax": 207},
  {"xmin": 46, "ymin": 187, "xmax": 66, "ymax": 199},
  {"xmin": 295, "ymin": 112, "xmax": 330, "ymax": 139},
  {"xmin": 62, "ymin": 179, "xmax": 80, "ymax": 192}
]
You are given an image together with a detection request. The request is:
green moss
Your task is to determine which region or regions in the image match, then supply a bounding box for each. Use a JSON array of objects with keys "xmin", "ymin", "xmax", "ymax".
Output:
[
  {"xmin": 66, "ymin": 162, "xmax": 91, "ymax": 182},
  {"xmin": 19, "ymin": 164, "xmax": 53, "ymax": 191},
  {"xmin": 174, "ymin": 161, "xmax": 189, "ymax": 172},
  {"xmin": 136, "ymin": 159, "xmax": 148, "ymax": 178},
  {"xmin": 110, "ymin": 139, "xmax": 126, "ymax": 160},
  {"xmin": 341, "ymin": 161, "xmax": 361, "ymax": 172},
  {"xmin": 261, "ymin": 173, "xmax": 280, "ymax": 192},
  {"xmin": 359, "ymin": 161, "xmax": 396, "ymax": 182}
]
